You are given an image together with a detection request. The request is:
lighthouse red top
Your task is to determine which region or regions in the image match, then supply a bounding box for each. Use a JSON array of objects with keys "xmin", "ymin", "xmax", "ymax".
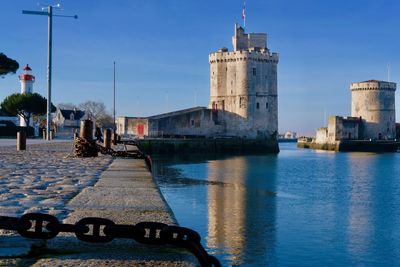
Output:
[{"xmin": 19, "ymin": 64, "xmax": 35, "ymax": 82}]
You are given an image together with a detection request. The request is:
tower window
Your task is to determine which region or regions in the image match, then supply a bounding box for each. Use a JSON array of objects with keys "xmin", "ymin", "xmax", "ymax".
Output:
[
  {"xmin": 266, "ymin": 102, "xmax": 269, "ymax": 109},
  {"xmin": 239, "ymin": 97, "xmax": 246, "ymax": 108},
  {"xmin": 253, "ymin": 68, "xmax": 256, "ymax": 76},
  {"xmin": 256, "ymin": 103, "xmax": 260, "ymax": 109}
]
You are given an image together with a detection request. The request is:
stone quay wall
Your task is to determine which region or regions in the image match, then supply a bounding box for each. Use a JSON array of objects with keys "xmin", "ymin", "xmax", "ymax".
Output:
[{"xmin": 137, "ymin": 138, "xmax": 279, "ymax": 154}]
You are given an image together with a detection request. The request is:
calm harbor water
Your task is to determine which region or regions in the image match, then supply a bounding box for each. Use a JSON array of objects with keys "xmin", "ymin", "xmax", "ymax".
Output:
[{"xmin": 152, "ymin": 143, "xmax": 400, "ymax": 266}]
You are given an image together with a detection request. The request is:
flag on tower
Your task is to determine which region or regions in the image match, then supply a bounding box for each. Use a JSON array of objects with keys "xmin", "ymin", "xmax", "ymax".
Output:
[{"xmin": 242, "ymin": 0, "xmax": 246, "ymax": 28}]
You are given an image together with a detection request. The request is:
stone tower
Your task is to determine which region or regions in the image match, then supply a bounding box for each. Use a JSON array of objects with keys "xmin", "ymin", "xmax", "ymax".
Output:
[
  {"xmin": 209, "ymin": 24, "xmax": 279, "ymax": 138},
  {"xmin": 351, "ymin": 80, "xmax": 396, "ymax": 139}
]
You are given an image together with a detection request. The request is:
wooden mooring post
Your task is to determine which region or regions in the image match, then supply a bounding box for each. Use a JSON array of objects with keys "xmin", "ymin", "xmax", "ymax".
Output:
[
  {"xmin": 104, "ymin": 128, "xmax": 111, "ymax": 149},
  {"xmin": 80, "ymin": 120, "xmax": 93, "ymax": 139},
  {"xmin": 112, "ymin": 133, "xmax": 117, "ymax": 145},
  {"xmin": 74, "ymin": 120, "xmax": 98, "ymax": 157},
  {"xmin": 17, "ymin": 131, "xmax": 26, "ymax": 151}
]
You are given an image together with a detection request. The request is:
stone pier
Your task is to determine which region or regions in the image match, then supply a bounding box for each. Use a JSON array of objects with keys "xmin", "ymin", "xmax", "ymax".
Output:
[{"xmin": 0, "ymin": 141, "xmax": 198, "ymax": 266}]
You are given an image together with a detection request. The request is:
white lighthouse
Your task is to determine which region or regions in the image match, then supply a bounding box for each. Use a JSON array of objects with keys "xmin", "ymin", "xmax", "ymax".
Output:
[{"xmin": 18, "ymin": 64, "xmax": 35, "ymax": 126}]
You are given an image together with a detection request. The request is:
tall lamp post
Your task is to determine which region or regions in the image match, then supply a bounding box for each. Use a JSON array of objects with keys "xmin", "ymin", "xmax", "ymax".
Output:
[
  {"xmin": 113, "ymin": 61, "xmax": 116, "ymax": 134},
  {"xmin": 22, "ymin": 5, "xmax": 78, "ymax": 140}
]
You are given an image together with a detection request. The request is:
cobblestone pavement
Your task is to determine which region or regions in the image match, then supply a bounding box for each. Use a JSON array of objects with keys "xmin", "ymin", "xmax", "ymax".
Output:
[
  {"xmin": 0, "ymin": 142, "xmax": 197, "ymax": 266},
  {"xmin": 0, "ymin": 142, "xmax": 113, "ymax": 220}
]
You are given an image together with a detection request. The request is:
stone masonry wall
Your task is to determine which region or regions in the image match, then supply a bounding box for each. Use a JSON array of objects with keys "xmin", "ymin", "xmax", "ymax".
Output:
[
  {"xmin": 351, "ymin": 81, "xmax": 396, "ymax": 139},
  {"xmin": 209, "ymin": 50, "xmax": 279, "ymax": 138}
]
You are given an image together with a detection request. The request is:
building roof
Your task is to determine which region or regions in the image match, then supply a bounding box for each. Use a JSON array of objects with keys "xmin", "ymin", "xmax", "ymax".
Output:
[
  {"xmin": 118, "ymin": 107, "xmax": 208, "ymax": 120},
  {"xmin": 23, "ymin": 64, "xmax": 32, "ymax": 71},
  {"xmin": 59, "ymin": 109, "xmax": 85, "ymax": 120},
  {"xmin": 148, "ymin": 107, "xmax": 207, "ymax": 120},
  {"xmin": 359, "ymin": 79, "xmax": 385, "ymax": 83},
  {"xmin": 343, "ymin": 116, "xmax": 361, "ymax": 121}
]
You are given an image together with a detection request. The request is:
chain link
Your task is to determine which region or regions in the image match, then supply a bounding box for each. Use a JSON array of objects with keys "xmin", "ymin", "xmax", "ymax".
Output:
[
  {"xmin": 74, "ymin": 138, "xmax": 152, "ymax": 172},
  {"xmin": 0, "ymin": 213, "xmax": 221, "ymax": 267}
]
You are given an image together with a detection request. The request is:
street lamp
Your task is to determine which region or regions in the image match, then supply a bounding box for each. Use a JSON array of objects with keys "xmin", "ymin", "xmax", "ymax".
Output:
[
  {"xmin": 113, "ymin": 61, "xmax": 116, "ymax": 134},
  {"xmin": 22, "ymin": 5, "xmax": 78, "ymax": 140}
]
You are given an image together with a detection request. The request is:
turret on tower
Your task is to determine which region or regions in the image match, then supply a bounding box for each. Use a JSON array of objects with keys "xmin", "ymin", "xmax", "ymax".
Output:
[{"xmin": 232, "ymin": 23, "xmax": 268, "ymax": 52}]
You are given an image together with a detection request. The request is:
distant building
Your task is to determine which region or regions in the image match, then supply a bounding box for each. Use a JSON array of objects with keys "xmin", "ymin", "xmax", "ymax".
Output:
[
  {"xmin": 0, "ymin": 109, "xmax": 18, "ymax": 126},
  {"xmin": 315, "ymin": 116, "xmax": 362, "ymax": 143},
  {"xmin": 278, "ymin": 131, "xmax": 297, "ymax": 139},
  {"xmin": 53, "ymin": 108, "xmax": 89, "ymax": 138},
  {"xmin": 118, "ymin": 24, "xmax": 279, "ymax": 145},
  {"xmin": 312, "ymin": 80, "xmax": 397, "ymax": 148},
  {"xmin": 117, "ymin": 107, "xmax": 224, "ymax": 138}
]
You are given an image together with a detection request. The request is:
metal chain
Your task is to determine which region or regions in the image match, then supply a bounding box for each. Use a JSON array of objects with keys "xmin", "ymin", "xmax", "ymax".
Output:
[
  {"xmin": 75, "ymin": 137, "xmax": 144, "ymax": 159},
  {"xmin": 0, "ymin": 213, "xmax": 221, "ymax": 267},
  {"xmin": 96, "ymin": 140, "xmax": 152, "ymax": 172},
  {"xmin": 73, "ymin": 138, "xmax": 152, "ymax": 172}
]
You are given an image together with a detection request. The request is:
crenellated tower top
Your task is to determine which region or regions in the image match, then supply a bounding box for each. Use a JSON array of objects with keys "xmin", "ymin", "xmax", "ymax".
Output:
[{"xmin": 232, "ymin": 23, "xmax": 268, "ymax": 52}]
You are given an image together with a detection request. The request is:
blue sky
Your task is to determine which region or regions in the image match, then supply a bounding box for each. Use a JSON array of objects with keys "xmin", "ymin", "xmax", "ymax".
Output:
[{"xmin": 1, "ymin": 0, "xmax": 400, "ymax": 135}]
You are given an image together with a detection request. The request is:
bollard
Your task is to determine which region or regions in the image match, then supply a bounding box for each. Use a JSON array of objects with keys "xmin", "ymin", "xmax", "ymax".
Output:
[
  {"xmin": 42, "ymin": 129, "xmax": 46, "ymax": 140},
  {"xmin": 17, "ymin": 131, "xmax": 26, "ymax": 151},
  {"xmin": 112, "ymin": 132, "xmax": 117, "ymax": 145},
  {"xmin": 49, "ymin": 130, "xmax": 54, "ymax": 140},
  {"xmin": 104, "ymin": 129, "xmax": 111, "ymax": 149},
  {"xmin": 80, "ymin": 120, "xmax": 94, "ymax": 140}
]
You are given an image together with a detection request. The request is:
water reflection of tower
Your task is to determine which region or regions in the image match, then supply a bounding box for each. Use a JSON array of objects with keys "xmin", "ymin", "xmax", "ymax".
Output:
[
  {"xmin": 346, "ymin": 154, "xmax": 374, "ymax": 261},
  {"xmin": 207, "ymin": 156, "xmax": 277, "ymax": 265},
  {"xmin": 346, "ymin": 153, "xmax": 398, "ymax": 265}
]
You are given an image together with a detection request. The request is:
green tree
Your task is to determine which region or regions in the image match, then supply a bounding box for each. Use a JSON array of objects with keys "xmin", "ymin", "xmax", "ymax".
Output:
[
  {"xmin": 0, "ymin": 93, "xmax": 55, "ymax": 126},
  {"xmin": 0, "ymin": 53, "xmax": 19, "ymax": 77}
]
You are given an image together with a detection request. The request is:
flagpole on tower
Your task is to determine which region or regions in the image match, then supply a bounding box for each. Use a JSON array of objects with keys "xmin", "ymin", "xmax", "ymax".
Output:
[{"xmin": 242, "ymin": 0, "xmax": 246, "ymax": 30}]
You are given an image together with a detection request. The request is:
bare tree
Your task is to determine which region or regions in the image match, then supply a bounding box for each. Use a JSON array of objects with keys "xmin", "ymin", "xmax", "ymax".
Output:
[
  {"xmin": 57, "ymin": 103, "xmax": 77, "ymax": 110},
  {"xmin": 78, "ymin": 101, "xmax": 114, "ymax": 128}
]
